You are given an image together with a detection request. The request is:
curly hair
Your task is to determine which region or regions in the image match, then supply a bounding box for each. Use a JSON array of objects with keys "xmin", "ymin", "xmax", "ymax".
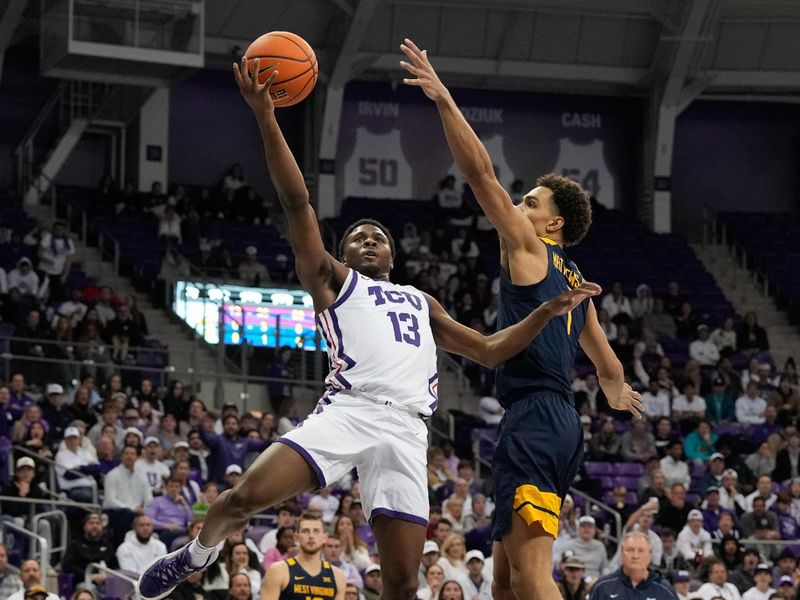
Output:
[
  {"xmin": 537, "ymin": 173, "xmax": 592, "ymax": 246},
  {"xmin": 338, "ymin": 218, "xmax": 396, "ymax": 260}
]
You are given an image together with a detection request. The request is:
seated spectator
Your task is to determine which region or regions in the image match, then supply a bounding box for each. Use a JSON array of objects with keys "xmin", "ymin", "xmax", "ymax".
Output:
[
  {"xmin": 116, "ymin": 514, "xmax": 167, "ymax": 575},
  {"xmin": 736, "ymin": 381, "xmax": 767, "ymax": 425},
  {"xmin": 684, "ymin": 420, "xmax": 718, "ymax": 464},
  {"xmin": 270, "ymin": 253, "xmax": 294, "ymax": 284},
  {"xmin": 675, "ymin": 302, "xmax": 699, "ymax": 341},
  {"xmin": 643, "ymin": 298, "xmax": 676, "ymax": 340},
  {"xmin": 745, "ymin": 475, "xmax": 777, "ymax": 511},
  {"xmin": 6, "ymin": 559, "xmax": 59, "ymax": 600},
  {"xmin": 575, "ymin": 374, "xmax": 608, "ymax": 417},
  {"xmin": 144, "ymin": 476, "xmax": 193, "ymax": 547},
  {"xmin": 698, "ymin": 453, "xmax": 727, "ymax": 492},
  {"xmin": 653, "ymin": 417, "xmax": 677, "ymax": 458},
  {"xmin": 55, "ymin": 426, "xmax": 98, "ymax": 502},
  {"xmin": 463, "ymin": 494, "xmax": 491, "ymax": 531},
  {"xmin": 223, "ymin": 163, "xmax": 247, "ymax": 193},
  {"xmin": 739, "ymin": 496, "xmax": 779, "ymax": 541},
  {"xmin": 621, "ymin": 419, "xmax": 657, "ymax": 463},
  {"xmin": 672, "ymin": 381, "xmax": 707, "ymax": 427},
  {"xmin": 771, "ymin": 549, "xmax": 797, "ymax": 585},
  {"xmin": 226, "ymin": 542, "xmax": 261, "ymax": 600},
  {"xmin": 0, "ymin": 544, "xmax": 22, "ymax": 599},
  {"xmin": 427, "ymin": 447, "xmax": 454, "ymax": 491},
  {"xmin": 631, "ymin": 283, "xmax": 653, "ymax": 320},
  {"xmin": 676, "ymin": 509, "xmax": 712, "ymax": 564},
  {"xmin": 450, "ymin": 229, "xmax": 479, "ymax": 261},
  {"xmin": 601, "ymin": 281, "xmax": 633, "ymax": 322},
  {"xmin": 744, "ymin": 443, "xmax": 775, "ymax": 479},
  {"xmin": 157, "ymin": 205, "xmax": 182, "ymax": 245},
  {"xmin": 462, "ymin": 549, "xmax": 491, "ymax": 600},
  {"xmin": 102, "ymin": 445, "xmax": 153, "ymax": 546},
  {"xmin": 171, "ymin": 457, "xmax": 201, "ymax": 505},
  {"xmin": 643, "ymin": 379, "xmax": 671, "ymax": 420},
  {"xmin": 696, "ymin": 559, "xmax": 742, "ymax": 600},
  {"xmin": 597, "ymin": 308, "xmax": 617, "ymax": 341},
  {"xmin": 12, "ymin": 309, "xmax": 51, "ymax": 358},
  {"xmin": 706, "ymin": 377, "xmax": 736, "ymax": 424},
  {"xmin": 442, "ymin": 496, "xmax": 466, "ymax": 534},
  {"xmin": 719, "ymin": 538, "xmax": 745, "ymax": 578},
  {"xmin": 238, "ymin": 246, "xmax": 269, "ymax": 286},
  {"xmin": 690, "ymin": 324, "xmax": 720, "ymax": 367},
  {"xmin": 561, "ymin": 516, "xmax": 607, "ymax": 579},
  {"xmin": 710, "ymin": 317, "xmax": 737, "ymax": 355},
  {"xmin": 54, "ymin": 287, "xmax": 88, "ymax": 329},
  {"xmin": 658, "ymin": 483, "xmax": 694, "ymax": 534},
  {"xmin": 773, "ymin": 430, "xmax": 800, "ymax": 482},
  {"xmin": 437, "ymin": 533, "xmax": 468, "ymax": 583},
  {"xmin": 660, "ymin": 441, "xmax": 691, "ymax": 488},
  {"xmin": 742, "ymin": 563, "xmax": 775, "ymax": 600},
  {"xmin": 7, "ymin": 373, "xmax": 34, "ymax": 419},
  {"xmin": 7, "ymin": 257, "xmax": 40, "ymax": 298},
  {"xmin": 257, "ymin": 503, "xmax": 298, "ymax": 553},
  {"xmin": 656, "ymin": 528, "xmax": 690, "ymax": 579},
  {"xmin": 587, "ymin": 531, "xmax": 669, "ymax": 600},
  {"xmin": 712, "ymin": 512, "xmax": 741, "ymax": 545},
  {"xmin": 323, "ymin": 535, "xmax": 362, "ymax": 590},
  {"xmin": 106, "ymin": 304, "xmax": 143, "ymax": 363},
  {"xmin": 737, "ymin": 311, "xmax": 769, "ymax": 354},
  {"xmin": 261, "ymin": 525, "xmax": 295, "ymax": 571},
  {"xmin": 718, "ymin": 469, "xmax": 747, "ymax": 515},
  {"xmin": 200, "ymin": 414, "xmax": 268, "ymax": 485},
  {"xmin": 135, "ymin": 436, "xmax": 171, "ymax": 494},
  {"xmin": 589, "ymin": 418, "xmax": 621, "ymax": 461},
  {"xmin": 623, "ymin": 501, "xmax": 663, "ymax": 565},
  {"xmin": 223, "ymin": 464, "xmax": 242, "ymax": 491},
  {"xmin": 88, "ymin": 401, "xmax": 124, "ymax": 447},
  {"xmin": 772, "ymin": 493, "xmax": 800, "ymax": 542},
  {"xmin": 701, "ymin": 486, "xmax": 725, "ymax": 531},
  {"xmin": 729, "ymin": 549, "xmax": 760, "ymax": 594},
  {"xmin": 0, "ymin": 457, "xmax": 46, "ymax": 521},
  {"xmin": 640, "ymin": 468, "xmax": 669, "ymax": 505},
  {"xmin": 768, "ymin": 378, "xmax": 800, "ymax": 425},
  {"xmin": 60, "ymin": 512, "xmax": 117, "ymax": 588}
]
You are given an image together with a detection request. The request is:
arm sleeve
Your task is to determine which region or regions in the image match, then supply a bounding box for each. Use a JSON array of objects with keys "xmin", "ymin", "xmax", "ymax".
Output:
[
  {"xmin": 199, "ymin": 428, "xmax": 219, "ymax": 449},
  {"xmin": 247, "ymin": 438, "xmax": 270, "ymax": 452},
  {"xmin": 116, "ymin": 544, "xmax": 136, "ymax": 572},
  {"xmin": 102, "ymin": 471, "xmax": 126, "ymax": 509}
]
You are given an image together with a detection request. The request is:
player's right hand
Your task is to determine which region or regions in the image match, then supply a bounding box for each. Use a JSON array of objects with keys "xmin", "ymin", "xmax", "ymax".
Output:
[
  {"xmin": 233, "ymin": 57, "xmax": 278, "ymax": 119},
  {"xmin": 400, "ymin": 38, "xmax": 450, "ymax": 103},
  {"xmin": 609, "ymin": 383, "xmax": 645, "ymax": 419}
]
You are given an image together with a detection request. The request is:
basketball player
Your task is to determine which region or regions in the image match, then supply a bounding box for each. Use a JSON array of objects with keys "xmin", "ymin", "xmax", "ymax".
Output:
[
  {"xmin": 400, "ymin": 38, "xmax": 644, "ymax": 600},
  {"xmin": 262, "ymin": 512, "xmax": 345, "ymax": 600},
  {"xmin": 138, "ymin": 57, "xmax": 600, "ymax": 600}
]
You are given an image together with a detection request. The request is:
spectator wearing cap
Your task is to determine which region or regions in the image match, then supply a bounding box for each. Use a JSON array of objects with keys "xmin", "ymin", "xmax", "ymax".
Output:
[
  {"xmin": 672, "ymin": 570, "xmax": 691, "ymax": 600},
  {"xmin": 558, "ymin": 551, "xmax": 591, "ymax": 600},
  {"xmin": 736, "ymin": 382, "xmax": 767, "ymax": 425},
  {"xmin": 122, "ymin": 408, "xmax": 141, "ymax": 431},
  {"xmin": 418, "ymin": 540, "xmax": 441, "ymax": 589},
  {"xmin": 661, "ymin": 441, "xmax": 692, "ymax": 489},
  {"xmin": 658, "ymin": 483, "xmax": 695, "ymax": 534},
  {"xmin": 461, "ymin": 549, "xmax": 491, "ymax": 600},
  {"xmin": 697, "ymin": 559, "xmax": 742, "ymax": 600},
  {"xmin": 0, "ymin": 543, "xmax": 22, "ymax": 599},
  {"xmin": 0, "ymin": 457, "xmax": 46, "ymax": 520},
  {"xmin": 775, "ymin": 576, "xmax": 795, "ymax": 598},
  {"xmin": 238, "ymin": 246, "xmax": 269, "ymax": 286},
  {"xmin": 60, "ymin": 511, "xmax": 117, "ymax": 587},
  {"xmin": 38, "ymin": 383, "xmax": 73, "ymax": 444},
  {"xmin": 323, "ymin": 534, "xmax": 363, "ymax": 589},
  {"xmin": 55, "ymin": 426, "xmax": 98, "ymax": 502},
  {"xmin": 362, "ymin": 563, "xmax": 382, "ymax": 600},
  {"xmin": 6, "ymin": 559, "xmax": 59, "ymax": 600},
  {"xmin": 676, "ymin": 509, "xmax": 712, "ymax": 564},
  {"xmin": 684, "ymin": 421, "xmax": 718, "ymax": 464},
  {"xmin": 561, "ymin": 516, "xmax": 608, "ymax": 579},
  {"xmin": 744, "ymin": 475, "xmax": 777, "ymax": 511},
  {"xmin": 729, "ymin": 548, "xmax": 760, "ymax": 594},
  {"xmin": 742, "ymin": 563, "xmax": 774, "ymax": 600},
  {"xmin": 773, "ymin": 431, "xmax": 800, "ymax": 482},
  {"xmin": 706, "ymin": 378, "xmax": 736, "ymax": 425},
  {"xmin": 701, "ymin": 487, "xmax": 724, "ymax": 531},
  {"xmin": 771, "ymin": 548, "xmax": 797, "ymax": 586},
  {"xmin": 223, "ymin": 464, "xmax": 243, "ymax": 491},
  {"xmin": 699, "ymin": 453, "xmax": 727, "ymax": 493},
  {"xmin": 199, "ymin": 413, "xmax": 268, "ymax": 485},
  {"xmin": 718, "ymin": 469, "xmax": 747, "ymax": 515},
  {"xmin": 589, "ymin": 531, "xmax": 677, "ymax": 600},
  {"xmin": 690, "ymin": 325, "xmax": 720, "ymax": 367},
  {"xmin": 135, "ymin": 436, "xmax": 170, "ymax": 494},
  {"xmin": 144, "ymin": 476, "xmax": 193, "ymax": 547}
]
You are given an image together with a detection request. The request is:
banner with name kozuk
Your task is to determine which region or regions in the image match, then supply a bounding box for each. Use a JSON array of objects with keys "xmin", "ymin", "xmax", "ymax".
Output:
[{"xmin": 337, "ymin": 81, "xmax": 643, "ymax": 209}]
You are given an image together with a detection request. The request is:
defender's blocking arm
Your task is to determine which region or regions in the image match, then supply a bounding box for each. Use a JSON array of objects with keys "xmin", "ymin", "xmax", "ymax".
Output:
[
  {"xmin": 427, "ymin": 281, "xmax": 601, "ymax": 368},
  {"xmin": 400, "ymin": 39, "xmax": 534, "ymax": 248}
]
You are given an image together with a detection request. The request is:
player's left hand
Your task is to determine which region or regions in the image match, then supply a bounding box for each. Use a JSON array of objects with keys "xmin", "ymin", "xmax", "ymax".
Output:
[
  {"xmin": 233, "ymin": 56, "xmax": 279, "ymax": 119},
  {"xmin": 609, "ymin": 383, "xmax": 645, "ymax": 419},
  {"xmin": 545, "ymin": 281, "xmax": 602, "ymax": 316},
  {"xmin": 400, "ymin": 38, "xmax": 450, "ymax": 103}
]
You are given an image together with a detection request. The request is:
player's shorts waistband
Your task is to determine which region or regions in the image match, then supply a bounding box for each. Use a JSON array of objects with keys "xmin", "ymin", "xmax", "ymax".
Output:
[{"xmin": 330, "ymin": 389, "xmax": 431, "ymax": 420}]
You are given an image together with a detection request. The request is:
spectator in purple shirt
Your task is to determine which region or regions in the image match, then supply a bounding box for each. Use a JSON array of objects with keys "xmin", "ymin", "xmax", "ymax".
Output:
[
  {"xmin": 0, "ymin": 385, "xmax": 14, "ymax": 439},
  {"xmin": 8, "ymin": 373, "xmax": 34, "ymax": 420},
  {"xmin": 145, "ymin": 477, "xmax": 193, "ymax": 547},
  {"xmin": 199, "ymin": 414, "xmax": 269, "ymax": 484}
]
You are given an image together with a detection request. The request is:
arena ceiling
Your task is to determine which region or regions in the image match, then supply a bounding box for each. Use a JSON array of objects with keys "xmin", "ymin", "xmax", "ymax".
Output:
[{"xmin": 5, "ymin": 0, "xmax": 800, "ymax": 98}]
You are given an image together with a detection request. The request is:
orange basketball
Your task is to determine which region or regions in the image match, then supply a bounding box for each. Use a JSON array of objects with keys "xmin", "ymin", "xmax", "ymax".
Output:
[{"xmin": 244, "ymin": 31, "xmax": 318, "ymax": 107}]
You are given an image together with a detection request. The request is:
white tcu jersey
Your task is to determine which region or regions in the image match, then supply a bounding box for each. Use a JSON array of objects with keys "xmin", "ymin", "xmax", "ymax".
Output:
[{"xmin": 316, "ymin": 269, "xmax": 439, "ymax": 416}]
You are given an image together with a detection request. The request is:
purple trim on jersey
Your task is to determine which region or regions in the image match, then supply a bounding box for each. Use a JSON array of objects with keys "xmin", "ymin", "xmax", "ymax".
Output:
[
  {"xmin": 428, "ymin": 374, "xmax": 439, "ymax": 412},
  {"xmin": 275, "ymin": 438, "xmax": 326, "ymax": 487},
  {"xmin": 334, "ymin": 373, "xmax": 352, "ymax": 390},
  {"xmin": 328, "ymin": 308, "xmax": 356, "ymax": 369},
  {"xmin": 370, "ymin": 507, "xmax": 428, "ymax": 527},
  {"xmin": 329, "ymin": 269, "xmax": 358, "ymax": 310}
]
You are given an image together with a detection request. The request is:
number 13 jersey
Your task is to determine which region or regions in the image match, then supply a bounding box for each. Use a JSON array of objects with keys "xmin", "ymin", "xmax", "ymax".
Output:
[{"xmin": 316, "ymin": 268, "xmax": 439, "ymax": 417}]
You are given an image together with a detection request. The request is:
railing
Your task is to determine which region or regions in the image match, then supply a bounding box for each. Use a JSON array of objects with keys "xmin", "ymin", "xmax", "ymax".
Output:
[
  {"xmin": 10, "ymin": 446, "xmax": 99, "ymax": 506},
  {"xmin": 0, "ymin": 519, "xmax": 50, "ymax": 580},
  {"xmin": 33, "ymin": 510, "xmax": 69, "ymax": 563},
  {"xmin": 569, "ymin": 487, "xmax": 623, "ymax": 545},
  {"xmin": 85, "ymin": 562, "xmax": 142, "ymax": 600}
]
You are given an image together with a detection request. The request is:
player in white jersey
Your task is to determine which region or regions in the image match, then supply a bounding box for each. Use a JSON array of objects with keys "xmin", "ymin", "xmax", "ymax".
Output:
[{"xmin": 138, "ymin": 60, "xmax": 601, "ymax": 600}]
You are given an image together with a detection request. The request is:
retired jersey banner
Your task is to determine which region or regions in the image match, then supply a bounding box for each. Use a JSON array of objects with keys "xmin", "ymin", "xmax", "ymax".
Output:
[{"xmin": 336, "ymin": 81, "xmax": 642, "ymax": 209}]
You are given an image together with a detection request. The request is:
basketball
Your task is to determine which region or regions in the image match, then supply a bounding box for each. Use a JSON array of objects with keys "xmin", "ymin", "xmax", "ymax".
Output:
[{"xmin": 244, "ymin": 31, "xmax": 318, "ymax": 107}]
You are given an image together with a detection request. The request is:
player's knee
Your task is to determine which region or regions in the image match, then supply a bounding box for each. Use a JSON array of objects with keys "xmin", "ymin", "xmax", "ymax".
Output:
[
  {"xmin": 381, "ymin": 571, "xmax": 418, "ymax": 600},
  {"xmin": 509, "ymin": 561, "xmax": 553, "ymax": 599}
]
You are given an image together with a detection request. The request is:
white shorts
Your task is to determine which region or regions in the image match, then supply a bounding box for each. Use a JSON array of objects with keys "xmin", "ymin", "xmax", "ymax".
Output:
[{"xmin": 277, "ymin": 393, "xmax": 430, "ymax": 527}]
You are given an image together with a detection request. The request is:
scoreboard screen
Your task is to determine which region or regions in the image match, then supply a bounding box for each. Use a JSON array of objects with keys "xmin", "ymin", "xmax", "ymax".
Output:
[{"xmin": 172, "ymin": 281, "xmax": 324, "ymax": 350}]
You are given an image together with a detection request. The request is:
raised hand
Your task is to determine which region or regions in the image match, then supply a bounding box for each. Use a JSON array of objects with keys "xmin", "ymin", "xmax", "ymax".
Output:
[
  {"xmin": 609, "ymin": 383, "xmax": 645, "ymax": 419},
  {"xmin": 233, "ymin": 57, "xmax": 278, "ymax": 119},
  {"xmin": 399, "ymin": 38, "xmax": 450, "ymax": 103},
  {"xmin": 544, "ymin": 281, "xmax": 602, "ymax": 316}
]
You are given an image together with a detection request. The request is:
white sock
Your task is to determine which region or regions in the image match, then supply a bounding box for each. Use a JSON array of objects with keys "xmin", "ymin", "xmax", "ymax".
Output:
[{"xmin": 187, "ymin": 539, "xmax": 216, "ymax": 567}]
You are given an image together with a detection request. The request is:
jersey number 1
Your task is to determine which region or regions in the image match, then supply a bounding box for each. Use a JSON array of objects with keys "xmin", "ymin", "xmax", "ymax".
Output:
[{"xmin": 387, "ymin": 311, "xmax": 421, "ymax": 347}]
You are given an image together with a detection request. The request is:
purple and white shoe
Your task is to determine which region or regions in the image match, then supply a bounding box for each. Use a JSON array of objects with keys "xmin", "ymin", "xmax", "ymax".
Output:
[{"xmin": 138, "ymin": 543, "xmax": 218, "ymax": 600}]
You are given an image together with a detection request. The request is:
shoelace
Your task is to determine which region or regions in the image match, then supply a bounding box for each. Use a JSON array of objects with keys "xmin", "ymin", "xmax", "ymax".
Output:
[{"xmin": 151, "ymin": 552, "xmax": 195, "ymax": 584}]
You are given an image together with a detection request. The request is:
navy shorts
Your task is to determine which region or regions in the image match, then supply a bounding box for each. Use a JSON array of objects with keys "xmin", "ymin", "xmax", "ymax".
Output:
[{"xmin": 491, "ymin": 391, "xmax": 583, "ymax": 541}]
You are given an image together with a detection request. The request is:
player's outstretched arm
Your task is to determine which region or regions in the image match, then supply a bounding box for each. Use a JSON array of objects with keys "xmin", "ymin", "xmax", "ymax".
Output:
[
  {"xmin": 579, "ymin": 301, "xmax": 645, "ymax": 419},
  {"xmin": 259, "ymin": 561, "xmax": 289, "ymax": 600},
  {"xmin": 234, "ymin": 58, "xmax": 347, "ymax": 301},
  {"xmin": 400, "ymin": 38, "xmax": 533, "ymax": 248},
  {"xmin": 427, "ymin": 282, "xmax": 601, "ymax": 368}
]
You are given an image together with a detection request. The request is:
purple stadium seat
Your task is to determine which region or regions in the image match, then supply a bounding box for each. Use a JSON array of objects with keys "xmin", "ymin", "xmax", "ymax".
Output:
[
  {"xmin": 613, "ymin": 476, "xmax": 640, "ymax": 491},
  {"xmin": 713, "ymin": 423, "xmax": 741, "ymax": 436},
  {"xmin": 584, "ymin": 462, "xmax": 613, "ymax": 477},
  {"xmin": 691, "ymin": 463, "xmax": 706, "ymax": 478},
  {"xmin": 613, "ymin": 463, "xmax": 645, "ymax": 477},
  {"xmin": 685, "ymin": 493, "xmax": 701, "ymax": 505},
  {"xmin": 600, "ymin": 476, "xmax": 614, "ymax": 490}
]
